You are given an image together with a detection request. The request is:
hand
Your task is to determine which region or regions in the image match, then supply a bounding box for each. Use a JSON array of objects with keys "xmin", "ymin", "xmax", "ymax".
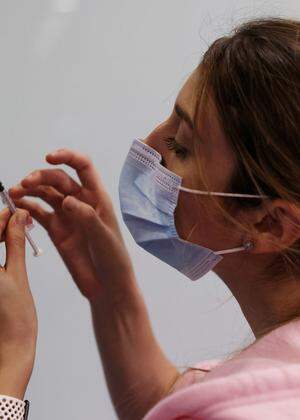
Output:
[
  {"xmin": 0, "ymin": 208, "xmax": 38, "ymax": 399},
  {"xmin": 9, "ymin": 149, "xmax": 136, "ymax": 303}
]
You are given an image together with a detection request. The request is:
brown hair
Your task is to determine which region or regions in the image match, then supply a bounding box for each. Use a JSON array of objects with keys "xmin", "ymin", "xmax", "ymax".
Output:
[{"xmin": 166, "ymin": 16, "xmax": 300, "ymax": 398}]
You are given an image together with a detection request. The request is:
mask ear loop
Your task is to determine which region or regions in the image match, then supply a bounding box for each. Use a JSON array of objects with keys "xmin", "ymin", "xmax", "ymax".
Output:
[
  {"xmin": 179, "ymin": 186, "xmax": 270, "ymax": 199},
  {"xmin": 214, "ymin": 240, "xmax": 254, "ymax": 255},
  {"xmin": 178, "ymin": 187, "xmax": 265, "ymax": 256}
]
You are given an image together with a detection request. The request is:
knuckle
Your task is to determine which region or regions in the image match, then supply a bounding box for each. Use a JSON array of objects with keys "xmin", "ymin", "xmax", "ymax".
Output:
[
  {"xmin": 18, "ymin": 208, "xmax": 29, "ymax": 217},
  {"xmin": 15, "ymin": 209, "xmax": 29, "ymax": 220},
  {"xmin": 37, "ymin": 185, "xmax": 53, "ymax": 195},
  {"xmin": 82, "ymin": 206, "xmax": 97, "ymax": 229},
  {"xmin": 11, "ymin": 233, "xmax": 25, "ymax": 248},
  {"xmin": 55, "ymin": 169, "xmax": 69, "ymax": 183},
  {"xmin": 85, "ymin": 205, "xmax": 96, "ymax": 220},
  {"xmin": 81, "ymin": 153, "xmax": 93, "ymax": 167}
]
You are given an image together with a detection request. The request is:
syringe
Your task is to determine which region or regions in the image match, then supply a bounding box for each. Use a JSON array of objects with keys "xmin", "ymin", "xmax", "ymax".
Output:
[{"xmin": 0, "ymin": 182, "xmax": 43, "ymax": 257}]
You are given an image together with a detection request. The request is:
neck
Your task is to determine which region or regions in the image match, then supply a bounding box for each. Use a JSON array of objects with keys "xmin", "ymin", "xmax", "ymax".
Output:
[{"xmin": 214, "ymin": 252, "xmax": 300, "ymax": 339}]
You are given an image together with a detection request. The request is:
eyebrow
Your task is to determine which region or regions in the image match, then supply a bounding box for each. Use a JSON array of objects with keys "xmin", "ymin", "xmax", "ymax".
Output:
[{"xmin": 174, "ymin": 103, "xmax": 194, "ymax": 130}]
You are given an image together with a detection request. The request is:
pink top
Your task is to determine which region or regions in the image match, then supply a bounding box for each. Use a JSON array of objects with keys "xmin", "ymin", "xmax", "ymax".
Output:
[{"xmin": 143, "ymin": 318, "xmax": 300, "ymax": 419}]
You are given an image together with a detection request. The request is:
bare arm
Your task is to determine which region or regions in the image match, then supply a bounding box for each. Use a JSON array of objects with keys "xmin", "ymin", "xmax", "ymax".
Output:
[
  {"xmin": 10, "ymin": 149, "xmax": 179, "ymax": 419},
  {"xmin": 0, "ymin": 209, "xmax": 38, "ymax": 401},
  {"xmin": 90, "ymin": 278, "xmax": 180, "ymax": 420}
]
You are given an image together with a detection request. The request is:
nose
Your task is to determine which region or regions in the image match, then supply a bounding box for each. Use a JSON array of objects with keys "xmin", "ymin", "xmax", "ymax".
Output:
[
  {"xmin": 142, "ymin": 137, "xmax": 167, "ymax": 167},
  {"xmin": 144, "ymin": 136, "xmax": 162, "ymax": 154}
]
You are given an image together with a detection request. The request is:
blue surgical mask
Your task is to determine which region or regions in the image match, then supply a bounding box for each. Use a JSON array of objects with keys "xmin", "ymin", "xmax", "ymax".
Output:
[{"xmin": 118, "ymin": 139, "xmax": 269, "ymax": 281}]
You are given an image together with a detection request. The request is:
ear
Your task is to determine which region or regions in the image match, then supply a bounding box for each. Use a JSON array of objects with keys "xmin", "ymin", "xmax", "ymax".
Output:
[{"xmin": 246, "ymin": 199, "xmax": 300, "ymax": 254}]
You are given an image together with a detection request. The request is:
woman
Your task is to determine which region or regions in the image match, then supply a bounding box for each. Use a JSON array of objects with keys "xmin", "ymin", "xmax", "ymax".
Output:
[{"xmin": 6, "ymin": 16, "xmax": 300, "ymax": 419}]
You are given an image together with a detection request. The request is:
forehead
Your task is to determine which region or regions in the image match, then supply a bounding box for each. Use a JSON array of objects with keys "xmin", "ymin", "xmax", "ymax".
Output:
[
  {"xmin": 176, "ymin": 68, "xmax": 237, "ymax": 181},
  {"xmin": 175, "ymin": 69, "xmax": 221, "ymax": 143},
  {"xmin": 175, "ymin": 69, "xmax": 215, "ymax": 136},
  {"xmin": 176, "ymin": 69, "xmax": 199, "ymax": 120}
]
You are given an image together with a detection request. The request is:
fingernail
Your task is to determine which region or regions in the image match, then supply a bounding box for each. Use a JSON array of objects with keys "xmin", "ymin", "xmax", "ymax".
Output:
[
  {"xmin": 9, "ymin": 185, "xmax": 19, "ymax": 193},
  {"xmin": 49, "ymin": 149, "xmax": 64, "ymax": 156},
  {"xmin": 24, "ymin": 174, "xmax": 34, "ymax": 181}
]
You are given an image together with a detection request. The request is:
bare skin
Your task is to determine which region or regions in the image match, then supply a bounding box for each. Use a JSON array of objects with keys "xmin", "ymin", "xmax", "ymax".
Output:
[
  {"xmin": 8, "ymin": 67, "xmax": 300, "ymax": 418},
  {"xmin": 144, "ymin": 68, "xmax": 300, "ymax": 338},
  {"xmin": 0, "ymin": 208, "xmax": 38, "ymax": 400}
]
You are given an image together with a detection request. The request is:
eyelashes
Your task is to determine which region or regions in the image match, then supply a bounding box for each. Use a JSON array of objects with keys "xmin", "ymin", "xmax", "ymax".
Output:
[{"xmin": 163, "ymin": 137, "xmax": 188, "ymax": 159}]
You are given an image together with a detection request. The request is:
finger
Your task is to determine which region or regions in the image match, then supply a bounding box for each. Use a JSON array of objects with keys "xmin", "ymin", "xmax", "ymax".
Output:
[
  {"xmin": 1, "ymin": 208, "xmax": 33, "ymax": 235},
  {"xmin": 46, "ymin": 149, "xmax": 101, "ymax": 191},
  {"xmin": 20, "ymin": 169, "xmax": 81, "ymax": 196},
  {"xmin": 62, "ymin": 195, "xmax": 114, "ymax": 266},
  {"xmin": 62, "ymin": 195, "xmax": 102, "ymax": 230},
  {"xmin": 62, "ymin": 196, "xmax": 110, "ymax": 246},
  {"xmin": 12, "ymin": 198, "xmax": 51, "ymax": 230},
  {"xmin": 9, "ymin": 184, "xmax": 64, "ymax": 212},
  {"xmin": 0, "ymin": 208, "xmax": 12, "ymax": 238},
  {"xmin": 62, "ymin": 196, "xmax": 130, "ymax": 281},
  {"xmin": 6, "ymin": 209, "xmax": 30, "ymax": 274}
]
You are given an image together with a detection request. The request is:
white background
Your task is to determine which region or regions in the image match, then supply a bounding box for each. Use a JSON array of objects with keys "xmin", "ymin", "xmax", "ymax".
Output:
[{"xmin": 0, "ymin": 1, "xmax": 299, "ymax": 418}]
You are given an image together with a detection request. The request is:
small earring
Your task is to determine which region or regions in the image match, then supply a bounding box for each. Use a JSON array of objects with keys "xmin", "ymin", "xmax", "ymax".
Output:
[{"xmin": 243, "ymin": 240, "xmax": 254, "ymax": 251}]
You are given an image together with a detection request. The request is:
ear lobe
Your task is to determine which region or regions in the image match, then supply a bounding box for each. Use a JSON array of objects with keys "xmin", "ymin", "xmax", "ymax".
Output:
[{"xmin": 252, "ymin": 200, "xmax": 300, "ymax": 254}]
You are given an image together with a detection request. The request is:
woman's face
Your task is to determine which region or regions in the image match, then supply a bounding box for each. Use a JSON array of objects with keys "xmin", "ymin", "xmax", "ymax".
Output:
[{"xmin": 144, "ymin": 68, "xmax": 243, "ymax": 259}]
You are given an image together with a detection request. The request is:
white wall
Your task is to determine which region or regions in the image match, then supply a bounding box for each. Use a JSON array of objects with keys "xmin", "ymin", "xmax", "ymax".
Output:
[{"xmin": 0, "ymin": 1, "xmax": 299, "ymax": 418}]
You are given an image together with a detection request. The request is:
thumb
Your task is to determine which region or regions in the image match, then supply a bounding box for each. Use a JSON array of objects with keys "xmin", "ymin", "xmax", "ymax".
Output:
[
  {"xmin": 6, "ymin": 209, "xmax": 30, "ymax": 273},
  {"xmin": 62, "ymin": 195, "xmax": 104, "ymax": 234},
  {"xmin": 62, "ymin": 195, "xmax": 127, "ymax": 278}
]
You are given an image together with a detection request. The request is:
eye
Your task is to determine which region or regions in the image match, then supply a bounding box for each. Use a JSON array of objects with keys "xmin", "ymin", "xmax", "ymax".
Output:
[{"xmin": 163, "ymin": 137, "xmax": 188, "ymax": 159}]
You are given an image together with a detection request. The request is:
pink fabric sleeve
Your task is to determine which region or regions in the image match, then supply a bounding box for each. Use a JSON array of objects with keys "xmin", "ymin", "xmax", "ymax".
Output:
[{"xmin": 143, "ymin": 319, "xmax": 300, "ymax": 419}]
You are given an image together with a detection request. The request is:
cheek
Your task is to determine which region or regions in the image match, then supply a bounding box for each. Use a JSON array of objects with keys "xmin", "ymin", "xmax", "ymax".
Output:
[
  {"xmin": 174, "ymin": 192, "xmax": 211, "ymax": 243},
  {"xmin": 200, "ymin": 139, "xmax": 236, "ymax": 193},
  {"xmin": 174, "ymin": 189, "xmax": 230, "ymax": 248}
]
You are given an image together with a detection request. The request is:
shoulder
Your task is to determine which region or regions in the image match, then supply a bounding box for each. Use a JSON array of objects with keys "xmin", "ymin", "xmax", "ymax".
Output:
[{"xmin": 170, "ymin": 358, "xmax": 224, "ymax": 395}]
